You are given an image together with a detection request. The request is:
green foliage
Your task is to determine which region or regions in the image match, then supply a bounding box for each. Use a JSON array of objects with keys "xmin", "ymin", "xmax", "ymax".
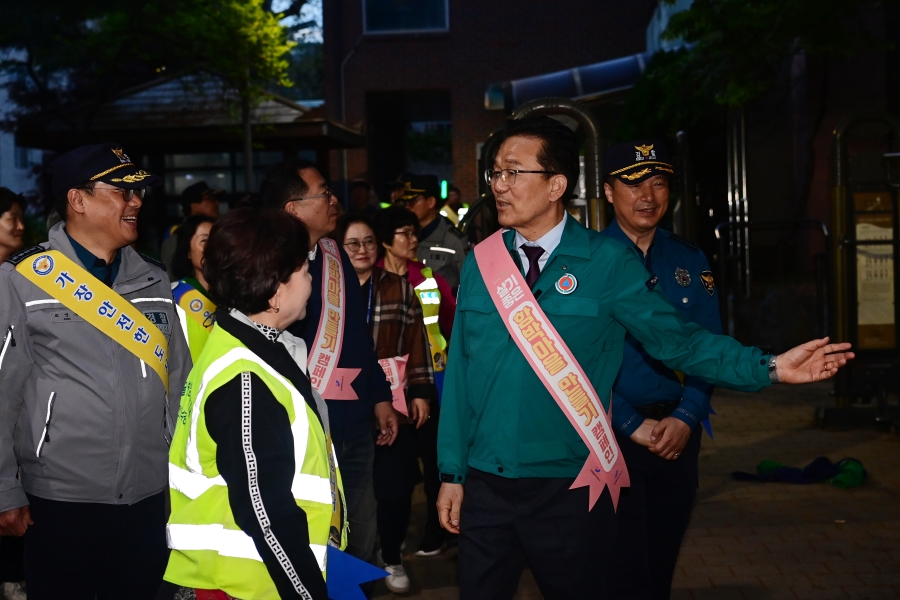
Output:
[
  {"xmin": 0, "ymin": 0, "xmax": 297, "ymax": 127},
  {"xmin": 617, "ymin": 0, "xmax": 885, "ymax": 137},
  {"xmin": 278, "ymin": 43, "xmax": 324, "ymax": 100},
  {"xmin": 159, "ymin": 0, "xmax": 295, "ymax": 101}
]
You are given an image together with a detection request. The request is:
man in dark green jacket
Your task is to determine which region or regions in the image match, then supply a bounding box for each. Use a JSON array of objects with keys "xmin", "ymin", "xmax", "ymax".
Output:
[{"xmin": 436, "ymin": 117, "xmax": 853, "ymax": 600}]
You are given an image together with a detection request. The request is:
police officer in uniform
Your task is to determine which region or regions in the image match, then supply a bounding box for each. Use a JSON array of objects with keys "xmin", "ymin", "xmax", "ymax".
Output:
[
  {"xmin": 0, "ymin": 144, "xmax": 191, "ymax": 599},
  {"xmin": 397, "ymin": 174, "xmax": 466, "ymax": 290},
  {"xmin": 599, "ymin": 140, "xmax": 719, "ymax": 599}
]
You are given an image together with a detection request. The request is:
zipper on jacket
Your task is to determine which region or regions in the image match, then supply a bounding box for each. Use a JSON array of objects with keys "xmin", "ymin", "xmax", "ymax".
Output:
[
  {"xmin": 0, "ymin": 325, "xmax": 15, "ymax": 370},
  {"xmin": 36, "ymin": 391, "xmax": 56, "ymax": 458}
]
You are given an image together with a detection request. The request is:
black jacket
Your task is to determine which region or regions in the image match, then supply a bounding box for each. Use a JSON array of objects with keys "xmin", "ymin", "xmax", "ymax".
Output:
[
  {"xmin": 288, "ymin": 244, "xmax": 393, "ymax": 443},
  {"xmin": 205, "ymin": 311, "xmax": 329, "ymax": 600}
]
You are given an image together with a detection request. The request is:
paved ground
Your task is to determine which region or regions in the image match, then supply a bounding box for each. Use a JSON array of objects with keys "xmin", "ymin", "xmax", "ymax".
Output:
[{"xmin": 372, "ymin": 382, "xmax": 900, "ymax": 599}]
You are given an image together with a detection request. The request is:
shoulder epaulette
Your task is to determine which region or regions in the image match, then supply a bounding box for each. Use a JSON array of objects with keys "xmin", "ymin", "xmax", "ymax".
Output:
[
  {"xmin": 669, "ymin": 233, "xmax": 699, "ymax": 250},
  {"xmin": 139, "ymin": 252, "xmax": 167, "ymax": 272},
  {"xmin": 5, "ymin": 245, "xmax": 45, "ymax": 266}
]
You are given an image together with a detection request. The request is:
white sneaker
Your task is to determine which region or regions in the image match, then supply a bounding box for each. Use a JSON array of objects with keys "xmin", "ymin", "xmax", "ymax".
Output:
[
  {"xmin": 384, "ymin": 563, "xmax": 410, "ymax": 593},
  {"xmin": 2, "ymin": 582, "xmax": 26, "ymax": 600}
]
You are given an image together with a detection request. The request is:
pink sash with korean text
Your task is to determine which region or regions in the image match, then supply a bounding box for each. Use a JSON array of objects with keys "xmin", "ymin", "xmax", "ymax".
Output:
[
  {"xmin": 378, "ymin": 355, "xmax": 409, "ymax": 416},
  {"xmin": 308, "ymin": 238, "xmax": 360, "ymax": 400},
  {"xmin": 473, "ymin": 229, "xmax": 630, "ymax": 510}
]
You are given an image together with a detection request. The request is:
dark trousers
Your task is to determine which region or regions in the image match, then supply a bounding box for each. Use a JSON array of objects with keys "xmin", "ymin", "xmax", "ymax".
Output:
[
  {"xmin": 0, "ymin": 535, "xmax": 24, "ymax": 580},
  {"xmin": 374, "ymin": 424, "xmax": 417, "ymax": 565},
  {"xmin": 25, "ymin": 492, "xmax": 168, "ymax": 600},
  {"xmin": 373, "ymin": 408, "xmax": 441, "ymax": 565},
  {"xmin": 611, "ymin": 426, "xmax": 702, "ymax": 600},
  {"xmin": 335, "ymin": 432, "xmax": 377, "ymax": 564},
  {"xmin": 414, "ymin": 406, "xmax": 441, "ymax": 538},
  {"xmin": 458, "ymin": 469, "xmax": 616, "ymax": 600}
]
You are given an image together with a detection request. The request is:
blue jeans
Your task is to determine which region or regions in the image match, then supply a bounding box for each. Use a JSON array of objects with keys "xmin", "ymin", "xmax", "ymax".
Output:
[{"xmin": 335, "ymin": 432, "xmax": 377, "ymax": 564}]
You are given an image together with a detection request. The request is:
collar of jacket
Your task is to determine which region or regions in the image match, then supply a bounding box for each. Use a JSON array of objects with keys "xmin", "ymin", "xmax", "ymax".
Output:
[
  {"xmin": 47, "ymin": 221, "xmax": 159, "ymax": 296},
  {"xmin": 215, "ymin": 308, "xmax": 323, "ymax": 429},
  {"xmin": 501, "ymin": 212, "xmax": 592, "ymax": 261},
  {"xmin": 499, "ymin": 214, "xmax": 592, "ymax": 295}
]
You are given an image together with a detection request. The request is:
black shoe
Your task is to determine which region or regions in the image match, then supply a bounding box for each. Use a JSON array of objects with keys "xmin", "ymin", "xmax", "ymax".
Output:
[{"xmin": 415, "ymin": 528, "xmax": 445, "ymax": 556}]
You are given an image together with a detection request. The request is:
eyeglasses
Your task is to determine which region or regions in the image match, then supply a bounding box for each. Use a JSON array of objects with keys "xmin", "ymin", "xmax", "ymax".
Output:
[
  {"xmin": 344, "ymin": 237, "xmax": 377, "ymax": 253},
  {"xmin": 394, "ymin": 196, "xmax": 423, "ymax": 207},
  {"xmin": 394, "ymin": 229, "xmax": 417, "ymax": 240},
  {"xmin": 287, "ymin": 187, "xmax": 334, "ymax": 205},
  {"xmin": 484, "ymin": 169, "xmax": 558, "ymax": 187},
  {"xmin": 94, "ymin": 185, "xmax": 146, "ymax": 202}
]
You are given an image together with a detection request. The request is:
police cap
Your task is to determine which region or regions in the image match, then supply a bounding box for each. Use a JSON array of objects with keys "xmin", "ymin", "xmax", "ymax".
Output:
[
  {"xmin": 604, "ymin": 140, "xmax": 674, "ymax": 184},
  {"xmin": 49, "ymin": 143, "xmax": 159, "ymax": 197},
  {"xmin": 398, "ymin": 173, "xmax": 442, "ymax": 206}
]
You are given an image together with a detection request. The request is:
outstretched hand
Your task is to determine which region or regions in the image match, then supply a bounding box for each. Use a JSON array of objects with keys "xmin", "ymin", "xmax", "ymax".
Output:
[{"xmin": 776, "ymin": 337, "xmax": 854, "ymax": 384}]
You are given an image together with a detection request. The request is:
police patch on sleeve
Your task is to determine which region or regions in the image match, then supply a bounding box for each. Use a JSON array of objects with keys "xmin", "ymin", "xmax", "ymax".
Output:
[{"xmin": 700, "ymin": 270, "xmax": 715, "ymax": 296}]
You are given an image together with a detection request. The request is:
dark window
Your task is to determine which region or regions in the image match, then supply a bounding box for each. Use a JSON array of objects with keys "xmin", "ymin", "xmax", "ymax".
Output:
[{"xmin": 363, "ymin": 0, "xmax": 449, "ymax": 34}]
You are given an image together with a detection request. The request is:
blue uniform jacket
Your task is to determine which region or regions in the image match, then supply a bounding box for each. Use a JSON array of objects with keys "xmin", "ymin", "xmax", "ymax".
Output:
[
  {"xmin": 600, "ymin": 219, "xmax": 722, "ymax": 437},
  {"xmin": 288, "ymin": 245, "xmax": 393, "ymax": 443}
]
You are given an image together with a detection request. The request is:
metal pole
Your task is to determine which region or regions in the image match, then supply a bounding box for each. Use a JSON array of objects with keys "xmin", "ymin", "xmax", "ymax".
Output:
[{"xmin": 510, "ymin": 97, "xmax": 605, "ymax": 230}]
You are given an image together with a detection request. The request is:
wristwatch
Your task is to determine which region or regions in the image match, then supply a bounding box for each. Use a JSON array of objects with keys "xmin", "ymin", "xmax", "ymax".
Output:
[{"xmin": 767, "ymin": 354, "xmax": 779, "ymax": 384}]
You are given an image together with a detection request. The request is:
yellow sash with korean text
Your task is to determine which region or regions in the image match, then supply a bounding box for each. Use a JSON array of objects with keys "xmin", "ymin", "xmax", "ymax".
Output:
[
  {"xmin": 17, "ymin": 250, "xmax": 170, "ymax": 393},
  {"xmin": 175, "ymin": 285, "xmax": 215, "ymax": 330}
]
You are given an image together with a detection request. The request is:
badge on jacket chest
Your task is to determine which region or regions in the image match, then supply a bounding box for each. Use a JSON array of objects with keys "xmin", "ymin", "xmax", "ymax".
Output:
[{"xmin": 674, "ymin": 267, "xmax": 691, "ymax": 287}]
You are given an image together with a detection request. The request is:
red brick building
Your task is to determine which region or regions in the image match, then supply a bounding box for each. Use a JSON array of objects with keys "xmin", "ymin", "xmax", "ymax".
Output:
[{"xmin": 323, "ymin": 0, "xmax": 656, "ymax": 203}]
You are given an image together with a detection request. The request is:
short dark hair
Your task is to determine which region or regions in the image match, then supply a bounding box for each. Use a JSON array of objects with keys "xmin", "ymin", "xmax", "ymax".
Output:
[
  {"xmin": 332, "ymin": 213, "xmax": 375, "ymax": 247},
  {"xmin": 504, "ymin": 116, "xmax": 581, "ymax": 205},
  {"xmin": 349, "ymin": 180, "xmax": 371, "ymax": 192},
  {"xmin": 203, "ymin": 208, "xmax": 310, "ymax": 314},
  {"xmin": 373, "ymin": 205, "xmax": 419, "ymax": 250},
  {"xmin": 259, "ymin": 158, "xmax": 319, "ymax": 209},
  {"xmin": 54, "ymin": 181, "xmax": 95, "ymax": 221},
  {"xmin": 171, "ymin": 214, "xmax": 217, "ymax": 281},
  {"xmin": 0, "ymin": 187, "xmax": 22, "ymax": 217}
]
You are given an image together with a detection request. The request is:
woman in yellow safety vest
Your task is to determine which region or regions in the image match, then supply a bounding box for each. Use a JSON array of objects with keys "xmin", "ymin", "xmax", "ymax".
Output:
[
  {"xmin": 165, "ymin": 208, "xmax": 346, "ymax": 600},
  {"xmin": 170, "ymin": 214, "xmax": 217, "ymax": 361}
]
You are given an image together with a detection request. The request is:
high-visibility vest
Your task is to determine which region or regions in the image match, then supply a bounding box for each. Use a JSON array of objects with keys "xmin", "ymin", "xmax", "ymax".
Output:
[
  {"xmin": 172, "ymin": 280, "xmax": 214, "ymax": 363},
  {"xmin": 165, "ymin": 324, "xmax": 347, "ymax": 599},
  {"xmin": 414, "ymin": 267, "xmax": 447, "ymax": 372}
]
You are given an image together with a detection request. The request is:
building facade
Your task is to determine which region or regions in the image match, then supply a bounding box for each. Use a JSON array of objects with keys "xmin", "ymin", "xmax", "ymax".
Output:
[{"xmin": 323, "ymin": 0, "xmax": 656, "ymax": 203}]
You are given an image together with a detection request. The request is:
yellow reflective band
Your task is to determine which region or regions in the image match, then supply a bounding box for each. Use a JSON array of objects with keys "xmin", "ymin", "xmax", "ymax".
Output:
[
  {"xmin": 18, "ymin": 250, "xmax": 170, "ymax": 393},
  {"xmin": 177, "ymin": 287, "xmax": 215, "ymax": 330}
]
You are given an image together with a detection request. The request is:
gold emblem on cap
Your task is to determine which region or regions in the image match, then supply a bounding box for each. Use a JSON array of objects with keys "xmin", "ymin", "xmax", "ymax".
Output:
[
  {"xmin": 111, "ymin": 170, "xmax": 153, "ymax": 184},
  {"xmin": 111, "ymin": 147, "xmax": 131, "ymax": 164},
  {"xmin": 634, "ymin": 144, "xmax": 654, "ymax": 157},
  {"xmin": 621, "ymin": 168, "xmax": 652, "ymax": 181}
]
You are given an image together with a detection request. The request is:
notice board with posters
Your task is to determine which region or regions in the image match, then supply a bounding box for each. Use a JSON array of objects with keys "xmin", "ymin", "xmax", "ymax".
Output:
[{"xmin": 854, "ymin": 191, "xmax": 896, "ymax": 349}]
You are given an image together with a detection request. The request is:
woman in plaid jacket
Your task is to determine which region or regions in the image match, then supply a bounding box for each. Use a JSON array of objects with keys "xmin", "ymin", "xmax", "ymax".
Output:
[{"xmin": 333, "ymin": 213, "xmax": 442, "ymax": 594}]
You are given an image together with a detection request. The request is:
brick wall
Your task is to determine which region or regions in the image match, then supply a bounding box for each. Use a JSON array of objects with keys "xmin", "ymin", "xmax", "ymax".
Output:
[{"xmin": 324, "ymin": 0, "xmax": 656, "ymax": 203}]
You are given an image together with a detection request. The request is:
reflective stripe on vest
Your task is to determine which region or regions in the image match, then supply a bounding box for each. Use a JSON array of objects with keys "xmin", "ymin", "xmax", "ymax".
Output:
[
  {"xmin": 414, "ymin": 269, "xmax": 448, "ymax": 372},
  {"xmin": 184, "ymin": 348, "xmax": 309, "ymax": 479},
  {"xmin": 169, "ymin": 463, "xmax": 332, "ymax": 505},
  {"xmin": 167, "ymin": 523, "xmax": 327, "ymax": 571}
]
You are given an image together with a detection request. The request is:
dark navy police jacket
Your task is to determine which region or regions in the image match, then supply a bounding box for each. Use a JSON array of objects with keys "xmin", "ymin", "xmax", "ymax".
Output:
[{"xmin": 600, "ymin": 219, "xmax": 722, "ymax": 437}]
